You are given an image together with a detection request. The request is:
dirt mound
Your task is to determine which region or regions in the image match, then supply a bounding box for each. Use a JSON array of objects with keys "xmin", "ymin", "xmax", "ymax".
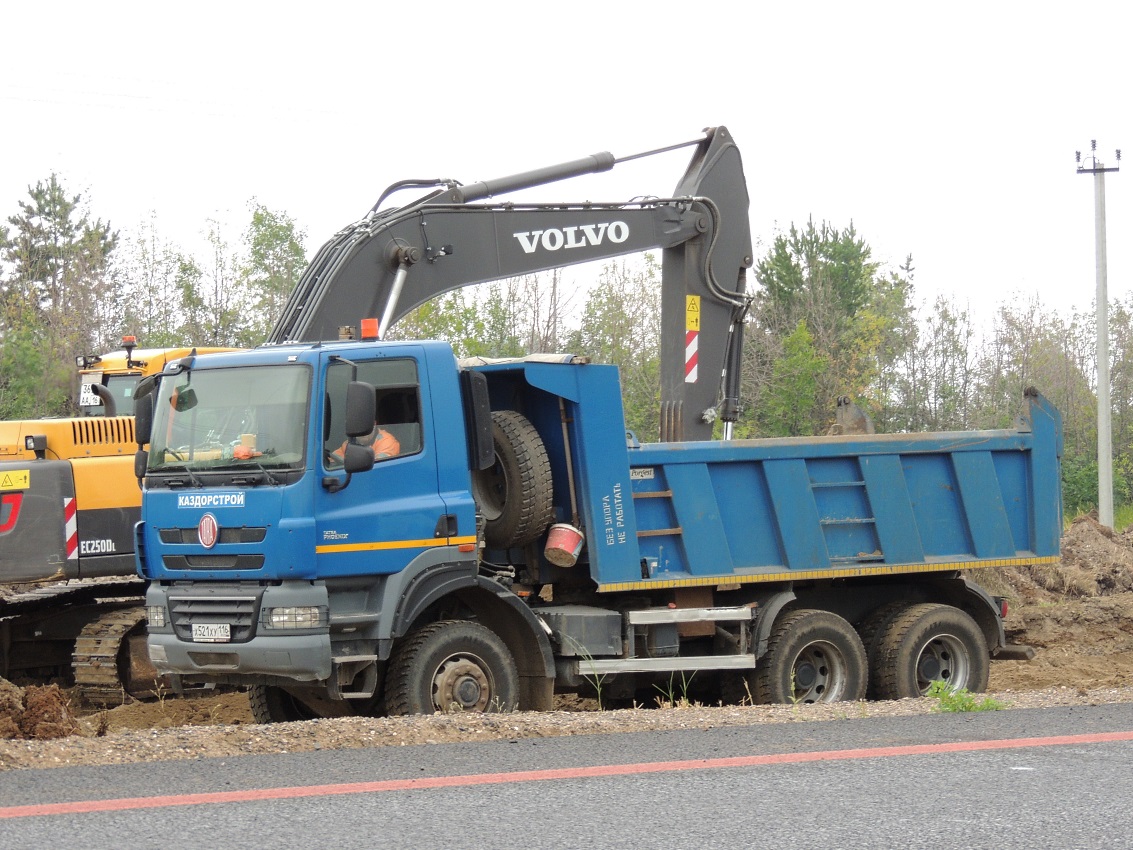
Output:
[
  {"xmin": 983, "ymin": 515, "xmax": 1133, "ymax": 692},
  {"xmin": 0, "ymin": 679, "xmax": 80, "ymax": 740}
]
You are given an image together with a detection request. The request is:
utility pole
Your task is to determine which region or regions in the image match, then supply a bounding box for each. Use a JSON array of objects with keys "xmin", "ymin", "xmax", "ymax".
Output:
[{"xmin": 1077, "ymin": 140, "xmax": 1121, "ymax": 529}]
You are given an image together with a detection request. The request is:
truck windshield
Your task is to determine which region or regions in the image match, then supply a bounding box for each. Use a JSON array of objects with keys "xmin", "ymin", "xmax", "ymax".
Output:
[{"xmin": 148, "ymin": 365, "xmax": 310, "ymax": 472}]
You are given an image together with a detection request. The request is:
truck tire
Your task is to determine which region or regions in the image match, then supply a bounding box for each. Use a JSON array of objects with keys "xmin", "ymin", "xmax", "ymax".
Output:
[
  {"xmin": 384, "ymin": 620, "xmax": 518, "ymax": 715},
  {"xmin": 249, "ymin": 684, "xmax": 364, "ymax": 723},
  {"xmin": 248, "ymin": 684, "xmax": 320, "ymax": 723},
  {"xmin": 872, "ymin": 603, "xmax": 989, "ymax": 699},
  {"xmin": 755, "ymin": 610, "xmax": 867, "ymax": 704},
  {"xmin": 472, "ymin": 410, "xmax": 554, "ymax": 548},
  {"xmin": 855, "ymin": 601, "xmax": 908, "ymax": 699}
]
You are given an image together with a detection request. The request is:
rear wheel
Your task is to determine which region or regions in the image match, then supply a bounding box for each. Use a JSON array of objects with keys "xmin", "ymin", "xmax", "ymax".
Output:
[
  {"xmin": 872, "ymin": 603, "xmax": 989, "ymax": 699},
  {"xmin": 384, "ymin": 620, "xmax": 518, "ymax": 715},
  {"xmin": 755, "ymin": 610, "xmax": 867, "ymax": 704},
  {"xmin": 855, "ymin": 601, "xmax": 908, "ymax": 699}
]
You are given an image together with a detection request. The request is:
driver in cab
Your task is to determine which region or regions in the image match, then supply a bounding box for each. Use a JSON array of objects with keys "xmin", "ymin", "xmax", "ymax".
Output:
[{"xmin": 333, "ymin": 421, "xmax": 400, "ymax": 462}]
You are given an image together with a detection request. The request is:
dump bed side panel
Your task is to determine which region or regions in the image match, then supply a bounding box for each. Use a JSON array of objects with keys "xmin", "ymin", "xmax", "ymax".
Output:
[{"xmin": 595, "ymin": 394, "xmax": 1062, "ymax": 592}]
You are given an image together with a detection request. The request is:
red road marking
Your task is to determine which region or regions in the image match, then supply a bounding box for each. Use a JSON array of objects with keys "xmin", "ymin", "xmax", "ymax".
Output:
[{"xmin": 4, "ymin": 729, "xmax": 1132, "ymax": 820}]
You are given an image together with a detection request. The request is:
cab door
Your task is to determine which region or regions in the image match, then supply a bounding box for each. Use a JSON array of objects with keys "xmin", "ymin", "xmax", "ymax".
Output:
[{"xmin": 313, "ymin": 347, "xmax": 448, "ymax": 577}]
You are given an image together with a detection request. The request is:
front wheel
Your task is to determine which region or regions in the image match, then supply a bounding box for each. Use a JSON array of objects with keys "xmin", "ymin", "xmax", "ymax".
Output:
[
  {"xmin": 872, "ymin": 603, "xmax": 989, "ymax": 699},
  {"xmin": 249, "ymin": 685, "xmax": 321, "ymax": 723},
  {"xmin": 384, "ymin": 620, "xmax": 519, "ymax": 715},
  {"xmin": 248, "ymin": 685, "xmax": 357, "ymax": 723},
  {"xmin": 754, "ymin": 610, "xmax": 868, "ymax": 704}
]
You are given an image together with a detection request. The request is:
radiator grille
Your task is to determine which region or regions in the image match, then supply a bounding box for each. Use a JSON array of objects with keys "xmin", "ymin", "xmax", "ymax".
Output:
[
  {"xmin": 162, "ymin": 554, "xmax": 266, "ymax": 570},
  {"xmin": 71, "ymin": 416, "xmax": 135, "ymax": 446},
  {"xmin": 169, "ymin": 594, "xmax": 260, "ymax": 642}
]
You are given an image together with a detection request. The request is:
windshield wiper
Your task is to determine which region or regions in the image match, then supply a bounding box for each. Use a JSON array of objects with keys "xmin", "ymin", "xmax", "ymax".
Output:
[
  {"xmin": 157, "ymin": 464, "xmax": 206, "ymax": 488},
  {"xmin": 216, "ymin": 452, "xmax": 283, "ymax": 486},
  {"xmin": 238, "ymin": 458, "xmax": 281, "ymax": 486}
]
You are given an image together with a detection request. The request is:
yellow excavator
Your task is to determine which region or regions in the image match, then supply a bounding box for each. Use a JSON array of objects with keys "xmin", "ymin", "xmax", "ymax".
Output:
[{"xmin": 0, "ymin": 337, "xmax": 236, "ymax": 705}]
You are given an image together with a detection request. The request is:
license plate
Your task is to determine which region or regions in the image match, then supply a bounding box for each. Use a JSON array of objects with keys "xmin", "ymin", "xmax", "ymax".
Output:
[{"xmin": 191, "ymin": 623, "xmax": 231, "ymax": 643}]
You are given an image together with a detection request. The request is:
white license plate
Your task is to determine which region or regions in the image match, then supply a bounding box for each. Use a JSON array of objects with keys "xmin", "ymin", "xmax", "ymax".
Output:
[{"xmin": 191, "ymin": 623, "xmax": 231, "ymax": 643}]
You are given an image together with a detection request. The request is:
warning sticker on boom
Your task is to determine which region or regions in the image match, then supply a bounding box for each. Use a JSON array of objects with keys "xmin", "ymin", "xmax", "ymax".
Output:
[
  {"xmin": 1, "ymin": 470, "xmax": 30, "ymax": 490},
  {"xmin": 685, "ymin": 296, "xmax": 700, "ymax": 331}
]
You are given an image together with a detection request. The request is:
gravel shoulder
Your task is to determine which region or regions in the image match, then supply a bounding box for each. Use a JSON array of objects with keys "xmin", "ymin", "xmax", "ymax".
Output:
[
  {"xmin": 3, "ymin": 685, "xmax": 1133, "ymax": 772},
  {"xmin": 3, "ymin": 515, "xmax": 1133, "ymax": 772}
]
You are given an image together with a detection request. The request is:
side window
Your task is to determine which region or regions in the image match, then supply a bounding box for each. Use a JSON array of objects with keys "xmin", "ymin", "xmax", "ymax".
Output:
[{"xmin": 324, "ymin": 359, "xmax": 423, "ymax": 467}]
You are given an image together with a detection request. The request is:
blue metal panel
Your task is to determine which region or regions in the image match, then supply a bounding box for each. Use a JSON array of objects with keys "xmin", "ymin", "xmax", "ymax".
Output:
[
  {"xmin": 551, "ymin": 366, "xmax": 640, "ymax": 585},
  {"xmin": 708, "ymin": 461, "xmax": 785, "ymax": 571},
  {"xmin": 1027, "ymin": 392, "xmax": 1064, "ymax": 557},
  {"xmin": 901, "ymin": 453, "xmax": 974, "ymax": 560},
  {"xmin": 806, "ymin": 457, "xmax": 881, "ymax": 563},
  {"xmin": 992, "ymin": 451, "xmax": 1030, "ymax": 553},
  {"xmin": 860, "ymin": 454, "xmax": 925, "ymax": 564},
  {"xmin": 664, "ymin": 463, "xmax": 733, "ymax": 575},
  {"xmin": 763, "ymin": 459, "xmax": 829, "ymax": 571},
  {"xmin": 951, "ymin": 451, "xmax": 1016, "ymax": 558}
]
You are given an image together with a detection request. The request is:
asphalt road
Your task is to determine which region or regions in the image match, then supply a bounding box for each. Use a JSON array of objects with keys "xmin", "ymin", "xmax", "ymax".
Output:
[{"xmin": 2, "ymin": 704, "xmax": 1132, "ymax": 849}]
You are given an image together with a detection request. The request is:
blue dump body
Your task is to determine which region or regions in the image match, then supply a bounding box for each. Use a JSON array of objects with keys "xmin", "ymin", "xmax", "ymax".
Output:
[{"xmin": 482, "ymin": 358, "xmax": 1063, "ymax": 591}]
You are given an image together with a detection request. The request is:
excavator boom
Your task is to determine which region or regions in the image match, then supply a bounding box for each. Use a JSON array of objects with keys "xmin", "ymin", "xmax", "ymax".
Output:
[{"xmin": 271, "ymin": 127, "xmax": 753, "ymax": 441}]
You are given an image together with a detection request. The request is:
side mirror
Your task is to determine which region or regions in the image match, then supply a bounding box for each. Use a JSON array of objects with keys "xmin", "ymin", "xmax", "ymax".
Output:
[
  {"xmin": 134, "ymin": 394, "xmax": 154, "ymax": 446},
  {"xmin": 173, "ymin": 386, "xmax": 198, "ymax": 412},
  {"xmin": 134, "ymin": 449, "xmax": 149, "ymax": 486},
  {"xmin": 345, "ymin": 381, "xmax": 377, "ymax": 437},
  {"xmin": 343, "ymin": 442, "xmax": 376, "ymax": 474}
]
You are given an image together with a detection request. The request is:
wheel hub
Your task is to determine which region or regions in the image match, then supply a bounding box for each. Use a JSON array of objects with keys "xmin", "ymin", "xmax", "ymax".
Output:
[
  {"xmin": 915, "ymin": 634, "xmax": 968, "ymax": 693},
  {"xmin": 918, "ymin": 654, "xmax": 943, "ymax": 681},
  {"xmin": 432, "ymin": 656, "xmax": 492, "ymax": 712},
  {"xmin": 793, "ymin": 644, "xmax": 842, "ymax": 703},
  {"xmin": 795, "ymin": 661, "xmax": 818, "ymax": 689}
]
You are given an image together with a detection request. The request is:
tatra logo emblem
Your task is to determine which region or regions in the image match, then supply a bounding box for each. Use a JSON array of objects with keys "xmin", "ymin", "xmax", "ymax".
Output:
[{"xmin": 198, "ymin": 513, "xmax": 219, "ymax": 549}]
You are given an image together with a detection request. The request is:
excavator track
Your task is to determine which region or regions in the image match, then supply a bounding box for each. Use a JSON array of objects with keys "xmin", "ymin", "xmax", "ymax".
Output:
[{"xmin": 72, "ymin": 607, "xmax": 159, "ymax": 708}]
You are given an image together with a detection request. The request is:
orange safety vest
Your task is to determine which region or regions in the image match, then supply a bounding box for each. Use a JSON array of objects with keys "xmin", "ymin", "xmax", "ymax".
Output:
[{"xmin": 334, "ymin": 428, "xmax": 401, "ymax": 461}]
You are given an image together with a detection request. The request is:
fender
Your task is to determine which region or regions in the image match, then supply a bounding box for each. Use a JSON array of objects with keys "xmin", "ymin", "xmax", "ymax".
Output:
[
  {"xmin": 751, "ymin": 588, "xmax": 798, "ymax": 659},
  {"xmin": 381, "ymin": 558, "xmax": 556, "ymax": 710}
]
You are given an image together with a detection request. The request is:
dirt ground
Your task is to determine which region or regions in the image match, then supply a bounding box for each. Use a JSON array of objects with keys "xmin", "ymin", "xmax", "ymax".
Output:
[
  {"xmin": 2, "ymin": 515, "xmax": 1132, "ymax": 764},
  {"xmin": 981, "ymin": 515, "xmax": 1133, "ymax": 691}
]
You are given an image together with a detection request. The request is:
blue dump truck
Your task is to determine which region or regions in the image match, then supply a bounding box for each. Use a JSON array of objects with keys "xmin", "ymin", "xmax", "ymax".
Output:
[
  {"xmin": 130, "ymin": 128, "xmax": 1063, "ymax": 720},
  {"xmin": 133, "ymin": 342, "xmax": 1061, "ymax": 721}
]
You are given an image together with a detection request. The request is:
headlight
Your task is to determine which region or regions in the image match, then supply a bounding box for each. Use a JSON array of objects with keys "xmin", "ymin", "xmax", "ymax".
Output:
[
  {"xmin": 264, "ymin": 606, "xmax": 327, "ymax": 629},
  {"xmin": 145, "ymin": 605, "xmax": 167, "ymax": 628}
]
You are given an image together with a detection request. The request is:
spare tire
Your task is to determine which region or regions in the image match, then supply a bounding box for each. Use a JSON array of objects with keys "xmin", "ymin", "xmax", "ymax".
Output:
[{"xmin": 472, "ymin": 410, "xmax": 554, "ymax": 548}]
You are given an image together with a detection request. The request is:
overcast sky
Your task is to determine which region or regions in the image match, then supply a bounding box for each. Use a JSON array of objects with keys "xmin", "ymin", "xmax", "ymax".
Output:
[{"xmin": 2, "ymin": 2, "xmax": 1129, "ymax": 328}]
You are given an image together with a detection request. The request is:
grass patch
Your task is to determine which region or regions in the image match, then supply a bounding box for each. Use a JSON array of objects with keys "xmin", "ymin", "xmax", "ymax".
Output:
[{"xmin": 926, "ymin": 681, "xmax": 1005, "ymax": 712}]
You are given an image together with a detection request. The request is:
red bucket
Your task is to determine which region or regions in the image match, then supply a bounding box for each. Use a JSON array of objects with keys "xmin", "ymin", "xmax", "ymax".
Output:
[{"xmin": 544, "ymin": 523, "xmax": 584, "ymax": 567}]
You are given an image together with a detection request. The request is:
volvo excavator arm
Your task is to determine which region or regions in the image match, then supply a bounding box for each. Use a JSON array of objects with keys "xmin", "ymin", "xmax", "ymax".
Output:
[{"xmin": 270, "ymin": 126, "xmax": 754, "ymax": 441}]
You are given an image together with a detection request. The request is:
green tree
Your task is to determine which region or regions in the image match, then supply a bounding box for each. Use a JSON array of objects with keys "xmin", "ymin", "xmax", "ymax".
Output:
[
  {"xmin": 759, "ymin": 320, "xmax": 826, "ymax": 437},
  {"xmin": 184, "ymin": 221, "xmax": 244, "ymax": 346},
  {"xmin": 756, "ymin": 218, "xmax": 878, "ymax": 328},
  {"xmin": 387, "ymin": 289, "xmax": 486, "ymax": 356},
  {"xmin": 0, "ymin": 174, "xmax": 119, "ymax": 416},
  {"xmin": 118, "ymin": 214, "xmax": 197, "ymax": 348},
  {"xmin": 567, "ymin": 255, "xmax": 663, "ymax": 439},
  {"xmin": 748, "ymin": 220, "xmax": 910, "ymax": 435},
  {"xmin": 239, "ymin": 202, "xmax": 307, "ymax": 343}
]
